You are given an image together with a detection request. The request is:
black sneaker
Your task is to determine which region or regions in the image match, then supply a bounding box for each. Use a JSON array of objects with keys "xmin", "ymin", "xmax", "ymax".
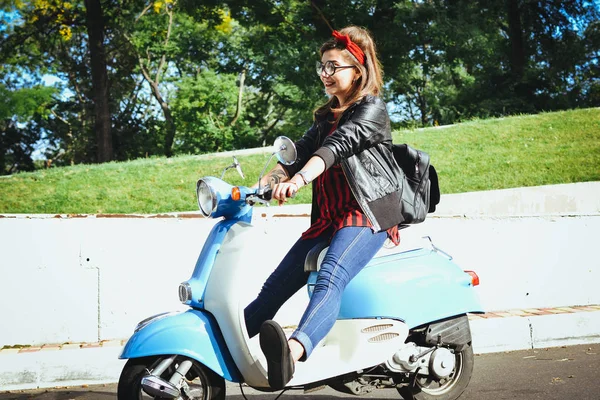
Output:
[{"xmin": 259, "ymin": 320, "xmax": 295, "ymax": 390}]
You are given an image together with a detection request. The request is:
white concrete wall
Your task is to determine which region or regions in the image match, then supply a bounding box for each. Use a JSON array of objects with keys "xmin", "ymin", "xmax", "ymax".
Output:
[{"xmin": 0, "ymin": 182, "xmax": 599, "ymax": 347}]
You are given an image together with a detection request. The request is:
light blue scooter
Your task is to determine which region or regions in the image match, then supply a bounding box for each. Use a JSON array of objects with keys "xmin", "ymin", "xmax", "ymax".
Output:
[{"xmin": 117, "ymin": 137, "xmax": 484, "ymax": 400}]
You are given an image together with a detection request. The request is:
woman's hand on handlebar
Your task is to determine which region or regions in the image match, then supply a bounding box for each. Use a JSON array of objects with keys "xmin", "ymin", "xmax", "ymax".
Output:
[{"xmin": 272, "ymin": 181, "xmax": 299, "ymax": 205}]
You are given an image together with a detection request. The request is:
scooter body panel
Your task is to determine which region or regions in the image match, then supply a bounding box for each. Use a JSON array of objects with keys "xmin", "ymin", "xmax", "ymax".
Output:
[
  {"xmin": 338, "ymin": 248, "xmax": 483, "ymax": 328},
  {"xmin": 288, "ymin": 318, "xmax": 409, "ymax": 387},
  {"xmin": 119, "ymin": 309, "xmax": 241, "ymax": 382},
  {"xmin": 203, "ymin": 221, "xmax": 271, "ymax": 388},
  {"xmin": 183, "ymin": 219, "xmax": 239, "ymax": 309},
  {"xmin": 307, "ymin": 247, "xmax": 483, "ymax": 328}
]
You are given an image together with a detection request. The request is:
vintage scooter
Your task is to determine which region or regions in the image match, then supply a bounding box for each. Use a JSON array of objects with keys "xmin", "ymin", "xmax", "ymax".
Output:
[{"xmin": 117, "ymin": 136, "xmax": 484, "ymax": 400}]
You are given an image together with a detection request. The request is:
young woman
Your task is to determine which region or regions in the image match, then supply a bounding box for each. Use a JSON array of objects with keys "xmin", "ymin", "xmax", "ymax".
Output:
[{"xmin": 244, "ymin": 26, "xmax": 405, "ymax": 390}]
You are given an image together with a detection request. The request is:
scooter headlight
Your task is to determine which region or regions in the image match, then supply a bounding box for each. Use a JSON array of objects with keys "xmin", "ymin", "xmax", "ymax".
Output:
[{"xmin": 196, "ymin": 179, "xmax": 216, "ymax": 217}]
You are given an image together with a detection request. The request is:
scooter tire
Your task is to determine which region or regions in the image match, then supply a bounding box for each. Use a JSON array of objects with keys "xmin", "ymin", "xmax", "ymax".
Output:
[
  {"xmin": 117, "ymin": 356, "xmax": 226, "ymax": 400},
  {"xmin": 397, "ymin": 343, "xmax": 474, "ymax": 400}
]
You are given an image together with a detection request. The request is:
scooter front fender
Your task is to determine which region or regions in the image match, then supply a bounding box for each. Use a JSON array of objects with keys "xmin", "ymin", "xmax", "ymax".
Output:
[{"xmin": 119, "ymin": 309, "xmax": 241, "ymax": 382}]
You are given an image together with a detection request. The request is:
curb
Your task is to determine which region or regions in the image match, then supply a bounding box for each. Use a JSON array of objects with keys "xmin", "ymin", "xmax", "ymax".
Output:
[
  {"xmin": 470, "ymin": 306, "xmax": 600, "ymax": 354},
  {"xmin": 0, "ymin": 339, "xmax": 127, "ymax": 355},
  {"xmin": 1, "ymin": 306, "xmax": 599, "ymax": 392}
]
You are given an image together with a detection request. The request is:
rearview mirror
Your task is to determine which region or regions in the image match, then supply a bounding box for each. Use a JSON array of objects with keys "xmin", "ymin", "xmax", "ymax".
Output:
[
  {"xmin": 257, "ymin": 136, "xmax": 297, "ymax": 194},
  {"xmin": 273, "ymin": 136, "xmax": 296, "ymax": 166},
  {"xmin": 220, "ymin": 156, "xmax": 245, "ymax": 180}
]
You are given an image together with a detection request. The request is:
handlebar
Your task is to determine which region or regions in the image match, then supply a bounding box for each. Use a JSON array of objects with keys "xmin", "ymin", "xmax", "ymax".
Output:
[
  {"xmin": 261, "ymin": 187, "xmax": 273, "ymax": 201},
  {"xmin": 245, "ymin": 186, "xmax": 272, "ymax": 206},
  {"xmin": 244, "ymin": 185, "xmax": 295, "ymax": 206},
  {"xmin": 260, "ymin": 186, "xmax": 297, "ymax": 201}
]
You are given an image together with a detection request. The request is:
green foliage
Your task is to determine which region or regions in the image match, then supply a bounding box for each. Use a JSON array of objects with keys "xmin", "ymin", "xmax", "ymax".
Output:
[
  {"xmin": 0, "ymin": 108, "xmax": 598, "ymax": 214},
  {"xmin": 0, "ymin": 84, "xmax": 57, "ymax": 174},
  {"xmin": 1, "ymin": 0, "xmax": 599, "ymax": 171},
  {"xmin": 0, "ymin": 84, "xmax": 56, "ymax": 121},
  {"xmin": 377, "ymin": 0, "xmax": 600, "ymax": 125},
  {"xmin": 171, "ymin": 71, "xmax": 239, "ymax": 153}
]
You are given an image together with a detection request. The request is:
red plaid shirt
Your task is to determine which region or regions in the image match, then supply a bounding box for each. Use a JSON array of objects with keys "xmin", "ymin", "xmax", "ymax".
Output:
[{"xmin": 301, "ymin": 124, "xmax": 400, "ymax": 245}]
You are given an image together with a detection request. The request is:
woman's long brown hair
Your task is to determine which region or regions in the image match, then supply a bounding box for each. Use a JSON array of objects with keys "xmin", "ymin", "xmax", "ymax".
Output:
[{"xmin": 315, "ymin": 26, "xmax": 384, "ymax": 122}]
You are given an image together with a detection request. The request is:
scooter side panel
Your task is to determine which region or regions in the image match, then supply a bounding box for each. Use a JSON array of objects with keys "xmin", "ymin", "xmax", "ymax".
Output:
[
  {"xmin": 337, "ymin": 248, "xmax": 484, "ymax": 328},
  {"xmin": 184, "ymin": 219, "xmax": 239, "ymax": 309},
  {"xmin": 289, "ymin": 318, "xmax": 409, "ymax": 386},
  {"xmin": 119, "ymin": 309, "xmax": 241, "ymax": 382},
  {"xmin": 203, "ymin": 222, "xmax": 271, "ymax": 388}
]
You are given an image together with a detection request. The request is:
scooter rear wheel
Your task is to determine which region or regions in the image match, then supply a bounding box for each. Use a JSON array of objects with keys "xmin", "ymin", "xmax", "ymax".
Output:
[
  {"xmin": 117, "ymin": 356, "xmax": 225, "ymax": 400},
  {"xmin": 397, "ymin": 343, "xmax": 474, "ymax": 400}
]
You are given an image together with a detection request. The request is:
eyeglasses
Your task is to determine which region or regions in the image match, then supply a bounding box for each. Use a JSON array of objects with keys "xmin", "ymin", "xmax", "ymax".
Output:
[{"xmin": 316, "ymin": 61, "xmax": 356, "ymax": 77}]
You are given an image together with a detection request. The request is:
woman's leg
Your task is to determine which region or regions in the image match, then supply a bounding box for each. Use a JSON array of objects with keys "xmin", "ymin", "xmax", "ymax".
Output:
[
  {"xmin": 290, "ymin": 226, "xmax": 387, "ymax": 360},
  {"xmin": 244, "ymin": 235, "xmax": 327, "ymax": 338}
]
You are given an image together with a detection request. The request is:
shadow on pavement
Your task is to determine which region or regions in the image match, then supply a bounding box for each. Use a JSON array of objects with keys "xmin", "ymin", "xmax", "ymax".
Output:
[
  {"xmin": 0, "ymin": 385, "xmax": 396, "ymax": 400},
  {"xmin": 0, "ymin": 389, "xmax": 116, "ymax": 400}
]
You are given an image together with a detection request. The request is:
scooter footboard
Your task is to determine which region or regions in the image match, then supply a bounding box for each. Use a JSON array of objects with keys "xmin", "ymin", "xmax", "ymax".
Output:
[{"xmin": 119, "ymin": 309, "xmax": 241, "ymax": 382}]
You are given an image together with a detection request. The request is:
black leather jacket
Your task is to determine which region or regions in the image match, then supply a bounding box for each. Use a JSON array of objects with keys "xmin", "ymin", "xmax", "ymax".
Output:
[{"xmin": 282, "ymin": 95, "xmax": 404, "ymax": 232}]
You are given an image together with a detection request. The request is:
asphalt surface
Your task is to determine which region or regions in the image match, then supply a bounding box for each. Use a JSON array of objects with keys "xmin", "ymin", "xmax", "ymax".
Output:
[{"xmin": 1, "ymin": 344, "xmax": 598, "ymax": 400}]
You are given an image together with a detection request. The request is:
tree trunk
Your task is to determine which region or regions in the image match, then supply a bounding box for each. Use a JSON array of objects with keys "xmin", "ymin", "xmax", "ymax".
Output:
[
  {"xmin": 159, "ymin": 95, "xmax": 177, "ymax": 158},
  {"xmin": 230, "ymin": 68, "xmax": 246, "ymax": 126},
  {"xmin": 260, "ymin": 112, "xmax": 284, "ymax": 147},
  {"xmin": 84, "ymin": 0, "xmax": 112, "ymax": 163},
  {"xmin": 131, "ymin": 1, "xmax": 177, "ymax": 157},
  {"xmin": 417, "ymin": 90, "xmax": 429, "ymax": 126},
  {"xmin": 506, "ymin": 0, "xmax": 526, "ymax": 80}
]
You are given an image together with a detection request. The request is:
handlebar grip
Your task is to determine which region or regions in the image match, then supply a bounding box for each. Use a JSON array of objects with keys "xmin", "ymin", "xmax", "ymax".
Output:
[{"xmin": 262, "ymin": 187, "xmax": 273, "ymax": 201}]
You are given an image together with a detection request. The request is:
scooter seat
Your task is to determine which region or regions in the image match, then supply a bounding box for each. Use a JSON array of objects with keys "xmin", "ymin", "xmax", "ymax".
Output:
[
  {"xmin": 304, "ymin": 236, "xmax": 419, "ymax": 273},
  {"xmin": 304, "ymin": 242, "xmax": 329, "ymax": 273}
]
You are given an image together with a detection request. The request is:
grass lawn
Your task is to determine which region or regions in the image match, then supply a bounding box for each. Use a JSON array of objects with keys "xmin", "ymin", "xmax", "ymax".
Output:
[
  {"xmin": 397, "ymin": 107, "xmax": 600, "ymax": 193},
  {"xmin": 0, "ymin": 107, "xmax": 598, "ymax": 214}
]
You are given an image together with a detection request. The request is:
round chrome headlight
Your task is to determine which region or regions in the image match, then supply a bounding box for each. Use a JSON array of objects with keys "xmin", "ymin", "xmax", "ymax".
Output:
[{"xmin": 196, "ymin": 179, "xmax": 216, "ymax": 217}]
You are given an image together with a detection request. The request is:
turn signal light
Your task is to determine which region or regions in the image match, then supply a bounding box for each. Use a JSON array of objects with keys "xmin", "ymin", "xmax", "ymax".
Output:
[
  {"xmin": 465, "ymin": 270, "xmax": 480, "ymax": 286},
  {"xmin": 231, "ymin": 187, "xmax": 241, "ymax": 201}
]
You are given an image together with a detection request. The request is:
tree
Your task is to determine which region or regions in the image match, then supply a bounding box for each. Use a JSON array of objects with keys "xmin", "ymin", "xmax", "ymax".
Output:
[
  {"xmin": 84, "ymin": 0, "xmax": 112, "ymax": 162},
  {"xmin": 222, "ymin": 0, "xmax": 325, "ymax": 143},
  {"xmin": 122, "ymin": 0, "xmax": 179, "ymax": 157},
  {"xmin": 2, "ymin": 0, "xmax": 599, "ymax": 171},
  {"xmin": 0, "ymin": 0, "xmax": 117, "ymax": 163},
  {"xmin": 0, "ymin": 84, "xmax": 56, "ymax": 174},
  {"xmin": 1, "ymin": 0, "xmax": 168, "ymax": 165}
]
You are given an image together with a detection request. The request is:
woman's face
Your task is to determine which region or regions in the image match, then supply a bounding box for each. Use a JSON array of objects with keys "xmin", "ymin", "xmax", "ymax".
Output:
[{"xmin": 319, "ymin": 49, "xmax": 359, "ymax": 105}]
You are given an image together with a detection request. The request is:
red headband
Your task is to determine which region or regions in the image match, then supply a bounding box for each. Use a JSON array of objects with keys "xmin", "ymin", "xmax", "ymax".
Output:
[{"xmin": 332, "ymin": 30, "xmax": 365, "ymax": 65}]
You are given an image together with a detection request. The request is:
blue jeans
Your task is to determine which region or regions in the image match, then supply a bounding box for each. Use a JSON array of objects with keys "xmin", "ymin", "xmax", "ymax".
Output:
[{"xmin": 244, "ymin": 226, "xmax": 387, "ymax": 360}]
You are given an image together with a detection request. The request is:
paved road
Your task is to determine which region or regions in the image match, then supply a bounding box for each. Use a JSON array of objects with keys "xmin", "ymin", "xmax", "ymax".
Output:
[{"xmin": 1, "ymin": 344, "xmax": 598, "ymax": 400}]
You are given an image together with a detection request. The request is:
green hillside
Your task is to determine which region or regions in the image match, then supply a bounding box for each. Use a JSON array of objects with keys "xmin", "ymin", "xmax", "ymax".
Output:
[{"xmin": 1, "ymin": 108, "xmax": 598, "ymax": 214}]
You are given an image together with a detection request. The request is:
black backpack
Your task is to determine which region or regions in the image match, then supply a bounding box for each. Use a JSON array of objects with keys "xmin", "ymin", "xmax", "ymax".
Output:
[{"xmin": 391, "ymin": 144, "xmax": 440, "ymax": 224}]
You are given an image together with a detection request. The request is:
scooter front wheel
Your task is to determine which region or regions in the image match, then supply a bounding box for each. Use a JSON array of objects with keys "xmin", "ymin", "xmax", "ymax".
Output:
[
  {"xmin": 397, "ymin": 343, "xmax": 474, "ymax": 400},
  {"xmin": 117, "ymin": 356, "xmax": 225, "ymax": 400}
]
